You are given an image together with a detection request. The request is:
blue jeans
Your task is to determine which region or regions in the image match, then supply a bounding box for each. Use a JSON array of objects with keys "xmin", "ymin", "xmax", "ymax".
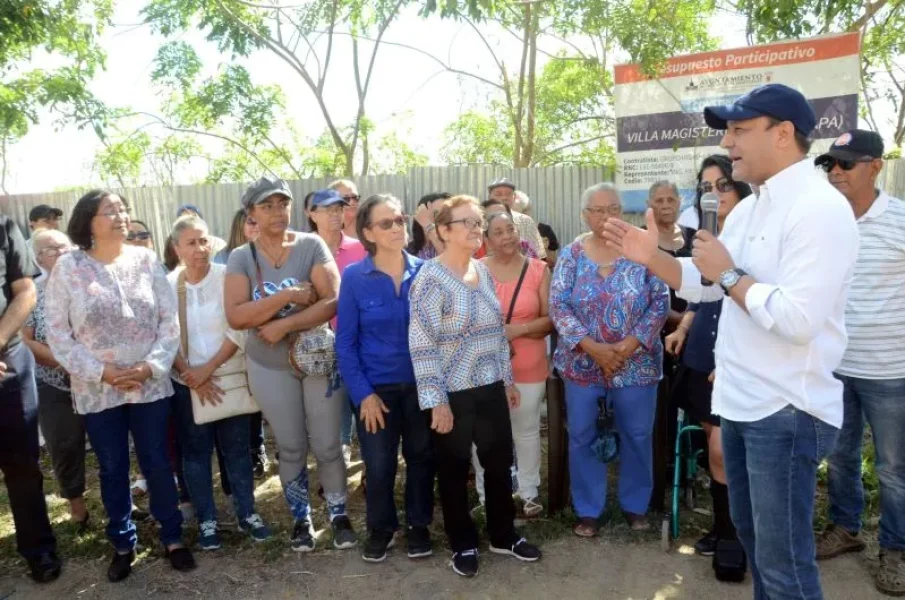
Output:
[
  {"xmin": 170, "ymin": 382, "xmax": 257, "ymax": 524},
  {"xmin": 722, "ymin": 405, "xmax": 838, "ymax": 600},
  {"xmin": 0, "ymin": 342, "xmax": 56, "ymax": 559},
  {"xmin": 828, "ymin": 375, "xmax": 905, "ymax": 550},
  {"xmin": 84, "ymin": 398, "xmax": 184, "ymax": 551},
  {"xmin": 564, "ymin": 380, "xmax": 657, "ymax": 518},
  {"xmin": 355, "ymin": 383, "xmax": 434, "ymax": 534},
  {"xmin": 340, "ymin": 387, "xmax": 355, "ymax": 447}
]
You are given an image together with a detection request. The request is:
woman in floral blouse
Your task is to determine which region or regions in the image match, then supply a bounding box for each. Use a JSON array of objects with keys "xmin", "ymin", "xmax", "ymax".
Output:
[
  {"xmin": 45, "ymin": 190, "xmax": 195, "ymax": 583},
  {"xmin": 409, "ymin": 195, "xmax": 541, "ymax": 578},
  {"xmin": 551, "ymin": 183, "xmax": 668, "ymax": 537}
]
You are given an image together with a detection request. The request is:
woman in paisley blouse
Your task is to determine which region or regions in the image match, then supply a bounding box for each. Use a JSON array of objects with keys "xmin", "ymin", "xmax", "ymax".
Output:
[
  {"xmin": 45, "ymin": 190, "xmax": 195, "ymax": 582},
  {"xmin": 23, "ymin": 230, "xmax": 86, "ymax": 529},
  {"xmin": 551, "ymin": 183, "xmax": 669, "ymax": 537},
  {"xmin": 409, "ymin": 195, "xmax": 541, "ymax": 578}
]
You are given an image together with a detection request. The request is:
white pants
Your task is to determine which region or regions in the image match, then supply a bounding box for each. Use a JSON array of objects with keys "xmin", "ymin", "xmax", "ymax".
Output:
[{"xmin": 472, "ymin": 381, "xmax": 545, "ymax": 502}]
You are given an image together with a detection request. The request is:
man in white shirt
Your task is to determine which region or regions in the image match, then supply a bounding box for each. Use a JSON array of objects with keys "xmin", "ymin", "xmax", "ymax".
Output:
[
  {"xmin": 602, "ymin": 84, "xmax": 859, "ymax": 599},
  {"xmin": 812, "ymin": 129, "xmax": 905, "ymax": 596}
]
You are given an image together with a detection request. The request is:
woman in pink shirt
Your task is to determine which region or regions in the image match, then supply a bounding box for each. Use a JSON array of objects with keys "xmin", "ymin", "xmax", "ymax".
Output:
[
  {"xmin": 473, "ymin": 211, "xmax": 553, "ymax": 517},
  {"xmin": 305, "ymin": 188, "xmax": 367, "ymax": 459}
]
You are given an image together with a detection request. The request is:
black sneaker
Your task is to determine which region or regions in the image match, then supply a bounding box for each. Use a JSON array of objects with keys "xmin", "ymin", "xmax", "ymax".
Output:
[
  {"xmin": 107, "ymin": 550, "xmax": 135, "ymax": 583},
  {"xmin": 489, "ymin": 537, "xmax": 541, "ymax": 562},
  {"xmin": 27, "ymin": 551, "xmax": 61, "ymax": 583},
  {"xmin": 332, "ymin": 515, "xmax": 357, "ymax": 549},
  {"xmin": 406, "ymin": 526, "xmax": 432, "ymax": 559},
  {"xmin": 695, "ymin": 530, "xmax": 719, "ymax": 556},
  {"xmin": 291, "ymin": 518, "xmax": 316, "ymax": 552},
  {"xmin": 252, "ymin": 455, "xmax": 268, "ymax": 480},
  {"xmin": 165, "ymin": 547, "xmax": 197, "ymax": 572},
  {"xmin": 361, "ymin": 531, "xmax": 395, "ymax": 563},
  {"xmin": 452, "ymin": 549, "xmax": 479, "ymax": 577}
]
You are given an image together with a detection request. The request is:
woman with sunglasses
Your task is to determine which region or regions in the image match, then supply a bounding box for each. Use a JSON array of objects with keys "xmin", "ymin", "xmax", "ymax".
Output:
[
  {"xmin": 551, "ymin": 183, "xmax": 668, "ymax": 537},
  {"xmin": 336, "ymin": 194, "xmax": 435, "ymax": 563},
  {"xmin": 224, "ymin": 176, "xmax": 356, "ymax": 553},
  {"xmin": 23, "ymin": 230, "xmax": 87, "ymax": 530},
  {"xmin": 665, "ymin": 154, "xmax": 752, "ymax": 562},
  {"xmin": 44, "ymin": 190, "xmax": 195, "ymax": 582},
  {"xmin": 126, "ymin": 220, "xmax": 154, "ymax": 250},
  {"xmin": 409, "ymin": 195, "xmax": 541, "ymax": 578}
]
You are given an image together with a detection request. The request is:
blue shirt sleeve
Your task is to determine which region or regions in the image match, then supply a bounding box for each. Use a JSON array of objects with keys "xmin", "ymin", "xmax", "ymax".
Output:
[{"xmin": 335, "ymin": 267, "xmax": 374, "ymax": 407}]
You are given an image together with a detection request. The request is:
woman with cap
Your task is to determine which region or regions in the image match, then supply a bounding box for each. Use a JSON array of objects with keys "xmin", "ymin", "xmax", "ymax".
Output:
[
  {"xmin": 665, "ymin": 155, "xmax": 750, "ymax": 560},
  {"xmin": 409, "ymin": 194, "xmax": 542, "ymax": 578},
  {"xmin": 44, "ymin": 189, "xmax": 195, "ymax": 582},
  {"xmin": 550, "ymin": 183, "xmax": 668, "ymax": 537},
  {"xmin": 305, "ymin": 189, "xmax": 367, "ymax": 464},
  {"xmin": 336, "ymin": 194, "xmax": 435, "ymax": 563},
  {"xmin": 224, "ymin": 175, "xmax": 357, "ymax": 552}
]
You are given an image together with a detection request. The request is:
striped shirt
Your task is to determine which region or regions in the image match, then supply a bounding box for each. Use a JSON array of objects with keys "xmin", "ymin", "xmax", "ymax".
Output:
[
  {"xmin": 408, "ymin": 259, "xmax": 514, "ymax": 409},
  {"xmin": 837, "ymin": 190, "xmax": 905, "ymax": 379}
]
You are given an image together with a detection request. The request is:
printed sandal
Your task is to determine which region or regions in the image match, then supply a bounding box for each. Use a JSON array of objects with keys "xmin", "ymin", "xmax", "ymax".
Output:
[
  {"xmin": 573, "ymin": 518, "xmax": 599, "ymax": 538},
  {"xmin": 522, "ymin": 498, "xmax": 543, "ymax": 518},
  {"xmin": 876, "ymin": 550, "xmax": 905, "ymax": 597}
]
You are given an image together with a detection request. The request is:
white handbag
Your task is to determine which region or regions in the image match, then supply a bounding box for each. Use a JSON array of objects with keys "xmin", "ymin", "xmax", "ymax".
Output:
[{"xmin": 177, "ymin": 271, "xmax": 259, "ymax": 425}]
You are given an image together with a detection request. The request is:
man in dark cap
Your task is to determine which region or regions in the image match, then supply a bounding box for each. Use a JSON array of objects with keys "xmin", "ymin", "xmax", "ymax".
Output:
[
  {"xmin": 602, "ymin": 83, "xmax": 859, "ymax": 598},
  {"xmin": 28, "ymin": 205, "xmax": 63, "ymax": 235},
  {"xmin": 813, "ymin": 129, "xmax": 905, "ymax": 595},
  {"xmin": 487, "ymin": 178, "xmax": 546, "ymax": 259}
]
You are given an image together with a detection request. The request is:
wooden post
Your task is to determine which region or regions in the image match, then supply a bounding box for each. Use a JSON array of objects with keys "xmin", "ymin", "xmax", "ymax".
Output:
[{"xmin": 546, "ymin": 373, "xmax": 569, "ymax": 515}]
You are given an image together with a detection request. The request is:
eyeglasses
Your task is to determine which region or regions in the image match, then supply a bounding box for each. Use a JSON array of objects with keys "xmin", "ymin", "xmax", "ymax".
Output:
[
  {"xmin": 38, "ymin": 245, "xmax": 72, "ymax": 258},
  {"xmin": 448, "ymin": 217, "xmax": 485, "ymax": 230},
  {"xmin": 816, "ymin": 156, "xmax": 875, "ymax": 173},
  {"xmin": 343, "ymin": 195, "xmax": 360, "ymax": 205},
  {"xmin": 584, "ymin": 206, "xmax": 622, "ymax": 217},
  {"xmin": 96, "ymin": 208, "xmax": 130, "ymax": 219},
  {"xmin": 257, "ymin": 198, "xmax": 292, "ymax": 213},
  {"xmin": 369, "ymin": 215, "xmax": 409, "ymax": 231},
  {"xmin": 697, "ymin": 178, "xmax": 735, "ymax": 194},
  {"xmin": 127, "ymin": 231, "xmax": 152, "ymax": 242}
]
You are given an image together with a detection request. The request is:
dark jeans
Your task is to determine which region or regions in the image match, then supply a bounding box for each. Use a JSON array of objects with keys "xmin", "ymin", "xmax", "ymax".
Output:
[
  {"xmin": 37, "ymin": 383, "xmax": 86, "ymax": 499},
  {"xmin": 355, "ymin": 383, "xmax": 434, "ymax": 534},
  {"xmin": 219, "ymin": 411, "xmax": 266, "ymax": 497},
  {"xmin": 722, "ymin": 405, "xmax": 838, "ymax": 600},
  {"xmin": 433, "ymin": 381, "xmax": 517, "ymax": 553},
  {"xmin": 170, "ymin": 382, "xmax": 256, "ymax": 524},
  {"xmin": 84, "ymin": 398, "xmax": 183, "ymax": 552},
  {"xmin": 0, "ymin": 342, "xmax": 56, "ymax": 559},
  {"xmin": 829, "ymin": 375, "xmax": 905, "ymax": 550}
]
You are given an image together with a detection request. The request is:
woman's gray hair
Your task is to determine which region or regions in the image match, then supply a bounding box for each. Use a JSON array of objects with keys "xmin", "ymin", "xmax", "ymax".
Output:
[
  {"xmin": 356, "ymin": 193, "xmax": 404, "ymax": 255},
  {"xmin": 648, "ymin": 180, "xmax": 679, "ymax": 200},
  {"xmin": 170, "ymin": 214, "xmax": 209, "ymax": 244},
  {"xmin": 581, "ymin": 182, "xmax": 620, "ymax": 210}
]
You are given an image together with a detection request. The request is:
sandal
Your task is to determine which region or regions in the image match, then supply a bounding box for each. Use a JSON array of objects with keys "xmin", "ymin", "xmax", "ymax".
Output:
[
  {"xmin": 521, "ymin": 497, "xmax": 543, "ymax": 519},
  {"xmin": 130, "ymin": 478, "xmax": 148, "ymax": 497},
  {"xmin": 877, "ymin": 549, "xmax": 905, "ymax": 596},
  {"xmin": 573, "ymin": 517, "xmax": 599, "ymax": 538},
  {"xmin": 624, "ymin": 512, "xmax": 651, "ymax": 531}
]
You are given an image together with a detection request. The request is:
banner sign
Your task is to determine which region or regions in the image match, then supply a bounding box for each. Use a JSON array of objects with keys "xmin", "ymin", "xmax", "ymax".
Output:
[{"xmin": 614, "ymin": 32, "xmax": 861, "ymax": 212}]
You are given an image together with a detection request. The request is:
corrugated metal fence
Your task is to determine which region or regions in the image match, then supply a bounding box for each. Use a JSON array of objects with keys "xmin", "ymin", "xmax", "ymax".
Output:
[{"xmin": 2, "ymin": 161, "xmax": 905, "ymax": 253}]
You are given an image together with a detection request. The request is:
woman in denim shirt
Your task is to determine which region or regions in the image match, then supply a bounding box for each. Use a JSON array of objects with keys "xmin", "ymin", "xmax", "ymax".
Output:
[
  {"xmin": 551, "ymin": 183, "xmax": 669, "ymax": 537},
  {"xmin": 335, "ymin": 194, "xmax": 434, "ymax": 564}
]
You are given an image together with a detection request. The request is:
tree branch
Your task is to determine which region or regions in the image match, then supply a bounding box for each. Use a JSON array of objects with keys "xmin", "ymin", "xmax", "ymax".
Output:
[
  {"xmin": 532, "ymin": 134, "xmax": 613, "ymax": 165},
  {"xmin": 320, "ymin": 0, "xmax": 338, "ymax": 91},
  {"xmin": 850, "ymin": 0, "xmax": 891, "ymax": 32}
]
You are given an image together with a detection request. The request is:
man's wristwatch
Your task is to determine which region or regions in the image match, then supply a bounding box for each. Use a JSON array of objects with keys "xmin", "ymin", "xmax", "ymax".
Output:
[{"xmin": 719, "ymin": 268, "xmax": 747, "ymax": 295}]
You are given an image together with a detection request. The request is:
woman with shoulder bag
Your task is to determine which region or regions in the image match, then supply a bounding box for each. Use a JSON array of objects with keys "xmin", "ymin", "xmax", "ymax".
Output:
[
  {"xmin": 168, "ymin": 215, "xmax": 273, "ymax": 551},
  {"xmin": 472, "ymin": 211, "xmax": 552, "ymax": 518},
  {"xmin": 224, "ymin": 175, "xmax": 356, "ymax": 553}
]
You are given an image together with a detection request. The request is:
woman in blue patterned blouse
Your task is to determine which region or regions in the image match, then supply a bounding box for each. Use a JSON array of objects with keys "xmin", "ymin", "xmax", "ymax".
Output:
[
  {"xmin": 551, "ymin": 183, "xmax": 669, "ymax": 537},
  {"xmin": 408, "ymin": 195, "xmax": 541, "ymax": 578}
]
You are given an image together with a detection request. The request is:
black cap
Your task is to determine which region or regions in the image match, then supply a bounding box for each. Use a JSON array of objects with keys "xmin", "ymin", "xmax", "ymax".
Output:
[
  {"xmin": 240, "ymin": 175, "xmax": 294, "ymax": 211},
  {"xmin": 815, "ymin": 129, "xmax": 884, "ymax": 163},
  {"xmin": 488, "ymin": 177, "xmax": 516, "ymax": 192},
  {"xmin": 703, "ymin": 83, "xmax": 816, "ymax": 136},
  {"xmin": 29, "ymin": 204, "xmax": 63, "ymax": 222}
]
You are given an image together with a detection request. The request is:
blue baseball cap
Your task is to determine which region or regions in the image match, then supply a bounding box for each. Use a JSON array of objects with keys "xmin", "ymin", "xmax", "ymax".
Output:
[
  {"xmin": 703, "ymin": 83, "xmax": 817, "ymax": 136},
  {"xmin": 177, "ymin": 204, "xmax": 203, "ymax": 218},
  {"xmin": 310, "ymin": 188, "xmax": 347, "ymax": 208}
]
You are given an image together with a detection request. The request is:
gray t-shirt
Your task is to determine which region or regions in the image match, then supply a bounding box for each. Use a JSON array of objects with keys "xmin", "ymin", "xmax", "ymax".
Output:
[{"xmin": 227, "ymin": 233, "xmax": 332, "ymax": 369}]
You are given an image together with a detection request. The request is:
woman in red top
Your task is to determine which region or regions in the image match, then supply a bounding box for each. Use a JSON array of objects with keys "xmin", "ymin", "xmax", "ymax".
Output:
[{"xmin": 473, "ymin": 211, "xmax": 552, "ymax": 517}]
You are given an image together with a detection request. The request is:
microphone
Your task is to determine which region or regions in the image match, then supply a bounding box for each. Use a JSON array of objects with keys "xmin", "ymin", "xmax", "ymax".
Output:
[{"xmin": 699, "ymin": 191, "xmax": 720, "ymax": 286}]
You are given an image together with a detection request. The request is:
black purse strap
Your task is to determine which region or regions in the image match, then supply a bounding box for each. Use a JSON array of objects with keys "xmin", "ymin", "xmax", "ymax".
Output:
[
  {"xmin": 248, "ymin": 241, "xmax": 266, "ymax": 295},
  {"xmin": 505, "ymin": 259, "xmax": 530, "ymax": 325}
]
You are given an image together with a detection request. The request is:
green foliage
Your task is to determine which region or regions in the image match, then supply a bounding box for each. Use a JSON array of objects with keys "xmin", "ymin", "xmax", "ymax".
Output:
[{"xmin": 442, "ymin": 110, "xmax": 511, "ymax": 165}]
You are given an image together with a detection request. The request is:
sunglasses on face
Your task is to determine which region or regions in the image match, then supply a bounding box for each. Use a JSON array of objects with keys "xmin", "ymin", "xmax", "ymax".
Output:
[
  {"xmin": 343, "ymin": 195, "xmax": 360, "ymax": 204},
  {"xmin": 816, "ymin": 156, "xmax": 875, "ymax": 173},
  {"xmin": 697, "ymin": 178, "xmax": 735, "ymax": 194},
  {"xmin": 369, "ymin": 215, "xmax": 409, "ymax": 231},
  {"xmin": 126, "ymin": 231, "xmax": 151, "ymax": 241}
]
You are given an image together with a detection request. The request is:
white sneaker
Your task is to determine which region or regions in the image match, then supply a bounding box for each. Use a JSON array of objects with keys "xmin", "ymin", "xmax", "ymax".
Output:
[{"xmin": 342, "ymin": 445, "xmax": 353, "ymax": 466}]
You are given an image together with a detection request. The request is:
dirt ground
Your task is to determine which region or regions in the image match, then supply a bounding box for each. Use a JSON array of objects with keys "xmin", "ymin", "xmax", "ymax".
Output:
[{"xmin": 0, "ymin": 533, "xmax": 890, "ymax": 600}]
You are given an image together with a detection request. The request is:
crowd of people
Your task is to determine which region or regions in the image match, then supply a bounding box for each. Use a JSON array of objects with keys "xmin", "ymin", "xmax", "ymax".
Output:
[{"xmin": 0, "ymin": 82, "xmax": 902, "ymax": 599}]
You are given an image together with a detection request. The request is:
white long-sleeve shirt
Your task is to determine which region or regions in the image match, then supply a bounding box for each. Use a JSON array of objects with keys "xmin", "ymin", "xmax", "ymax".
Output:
[{"xmin": 676, "ymin": 159, "xmax": 859, "ymax": 428}]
